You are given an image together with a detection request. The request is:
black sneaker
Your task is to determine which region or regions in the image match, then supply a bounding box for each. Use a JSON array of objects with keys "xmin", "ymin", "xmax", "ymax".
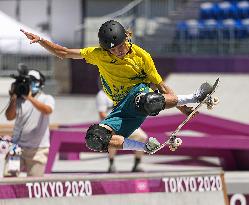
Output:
[{"xmin": 144, "ymin": 137, "xmax": 160, "ymax": 154}]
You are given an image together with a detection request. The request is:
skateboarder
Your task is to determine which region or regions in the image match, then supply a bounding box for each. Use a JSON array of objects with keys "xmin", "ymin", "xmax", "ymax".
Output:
[{"xmin": 21, "ymin": 20, "xmax": 213, "ymax": 154}]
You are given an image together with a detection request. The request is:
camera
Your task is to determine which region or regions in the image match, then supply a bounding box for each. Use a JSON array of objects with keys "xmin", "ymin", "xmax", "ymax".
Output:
[{"xmin": 10, "ymin": 64, "xmax": 31, "ymax": 97}]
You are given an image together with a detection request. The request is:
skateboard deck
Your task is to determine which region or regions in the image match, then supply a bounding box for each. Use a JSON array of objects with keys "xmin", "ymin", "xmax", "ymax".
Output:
[{"xmin": 150, "ymin": 78, "xmax": 220, "ymax": 154}]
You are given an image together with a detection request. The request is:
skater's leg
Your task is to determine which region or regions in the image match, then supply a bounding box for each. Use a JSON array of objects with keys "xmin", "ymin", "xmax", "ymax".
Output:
[
  {"xmin": 108, "ymin": 128, "xmax": 149, "ymax": 172},
  {"xmin": 101, "ymin": 125, "xmax": 144, "ymax": 150},
  {"xmin": 85, "ymin": 124, "xmax": 160, "ymax": 153},
  {"xmin": 160, "ymin": 82, "xmax": 213, "ymax": 108},
  {"xmin": 177, "ymin": 82, "xmax": 213, "ymax": 106},
  {"xmin": 85, "ymin": 124, "xmax": 146, "ymax": 152},
  {"xmin": 152, "ymin": 81, "xmax": 213, "ymax": 108},
  {"xmin": 134, "ymin": 89, "xmax": 200, "ymax": 115},
  {"xmin": 129, "ymin": 128, "xmax": 147, "ymax": 171},
  {"xmin": 177, "ymin": 94, "xmax": 196, "ymax": 106}
]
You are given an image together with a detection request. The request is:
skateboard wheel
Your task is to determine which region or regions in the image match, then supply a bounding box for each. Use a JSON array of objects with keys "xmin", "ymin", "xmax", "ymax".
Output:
[
  {"xmin": 175, "ymin": 138, "xmax": 182, "ymax": 146},
  {"xmin": 207, "ymin": 97, "xmax": 219, "ymax": 109},
  {"xmin": 213, "ymin": 97, "xmax": 219, "ymax": 105},
  {"xmin": 207, "ymin": 104, "xmax": 213, "ymax": 110},
  {"xmin": 169, "ymin": 145, "xmax": 177, "ymax": 151}
]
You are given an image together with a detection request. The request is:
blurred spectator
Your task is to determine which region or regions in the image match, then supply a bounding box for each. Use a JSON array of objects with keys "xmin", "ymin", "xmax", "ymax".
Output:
[{"xmin": 4, "ymin": 69, "xmax": 55, "ymax": 177}]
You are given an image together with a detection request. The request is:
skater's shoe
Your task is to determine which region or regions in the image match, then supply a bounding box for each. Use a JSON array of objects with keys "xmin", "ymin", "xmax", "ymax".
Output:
[
  {"xmin": 144, "ymin": 137, "xmax": 160, "ymax": 154},
  {"xmin": 193, "ymin": 82, "xmax": 213, "ymax": 103}
]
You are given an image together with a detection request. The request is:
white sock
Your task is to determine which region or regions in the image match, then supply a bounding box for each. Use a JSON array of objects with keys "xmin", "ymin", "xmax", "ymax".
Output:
[
  {"xmin": 123, "ymin": 138, "xmax": 145, "ymax": 151},
  {"xmin": 177, "ymin": 94, "xmax": 197, "ymax": 106}
]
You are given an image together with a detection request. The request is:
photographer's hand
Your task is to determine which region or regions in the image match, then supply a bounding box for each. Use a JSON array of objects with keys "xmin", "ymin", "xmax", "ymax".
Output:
[
  {"xmin": 22, "ymin": 91, "xmax": 32, "ymax": 100},
  {"xmin": 23, "ymin": 92, "xmax": 53, "ymax": 115}
]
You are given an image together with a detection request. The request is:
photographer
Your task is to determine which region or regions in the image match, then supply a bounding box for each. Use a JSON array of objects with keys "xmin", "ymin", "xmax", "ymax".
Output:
[{"xmin": 4, "ymin": 68, "xmax": 55, "ymax": 177}]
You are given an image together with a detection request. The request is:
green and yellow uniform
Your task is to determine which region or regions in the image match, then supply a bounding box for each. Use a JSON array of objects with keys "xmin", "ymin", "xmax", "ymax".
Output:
[{"xmin": 80, "ymin": 43, "xmax": 163, "ymax": 137}]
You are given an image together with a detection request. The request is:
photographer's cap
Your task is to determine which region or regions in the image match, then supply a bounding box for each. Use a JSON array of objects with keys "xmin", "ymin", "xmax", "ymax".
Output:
[{"xmin": 28, "ymin": 70, "xmax": 41, "ymax": 80}]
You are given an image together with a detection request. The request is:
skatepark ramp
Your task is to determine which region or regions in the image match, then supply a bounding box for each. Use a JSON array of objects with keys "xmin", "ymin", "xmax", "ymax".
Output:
[{"xmin": 0, "ymin": 170, "xmax": 228, "ymax": 205}]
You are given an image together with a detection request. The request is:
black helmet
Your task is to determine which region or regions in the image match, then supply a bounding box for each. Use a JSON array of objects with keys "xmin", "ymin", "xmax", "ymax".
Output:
[{"xmin": 98, "ymin": 20, "xmax": 126, "ymax": 50}]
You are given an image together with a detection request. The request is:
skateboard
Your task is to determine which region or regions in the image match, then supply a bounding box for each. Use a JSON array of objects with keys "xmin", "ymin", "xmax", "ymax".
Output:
[{"xmin": 150, "ymin": 78, "xmax": 220, "ymax": 154}]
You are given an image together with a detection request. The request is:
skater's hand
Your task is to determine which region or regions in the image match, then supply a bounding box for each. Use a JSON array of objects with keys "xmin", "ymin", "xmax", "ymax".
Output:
[
  {"xmin": 20, "ymin": 29, "xmax": 41, "ymax": 44},
  {"xmin": 177, "ymin": 105, "xmax": 198, "ymax": 117}
]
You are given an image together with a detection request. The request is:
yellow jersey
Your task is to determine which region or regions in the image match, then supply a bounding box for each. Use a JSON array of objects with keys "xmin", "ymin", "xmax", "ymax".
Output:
[{"xmin": 80, "ymin": 43, "xmax": 162, "ymax": 105}]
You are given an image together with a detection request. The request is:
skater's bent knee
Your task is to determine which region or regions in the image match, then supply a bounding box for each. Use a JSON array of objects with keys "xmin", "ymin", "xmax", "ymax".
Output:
[
  {"xmin": 85, "ymin": 124, "xmax": 112, "ymax": 152},
  {"xmin": 135, "ymin": 92, "xmax": 166, "ymax": 116}
]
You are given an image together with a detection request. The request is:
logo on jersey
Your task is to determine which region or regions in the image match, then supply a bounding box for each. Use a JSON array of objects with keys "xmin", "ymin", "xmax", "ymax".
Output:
[{"xmin": 129, "ymin": 70, "xmax": 147, "ymax": 81}]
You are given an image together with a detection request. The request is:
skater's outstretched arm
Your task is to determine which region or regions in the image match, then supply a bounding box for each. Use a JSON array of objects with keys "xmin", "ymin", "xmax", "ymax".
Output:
[{"xmin": 20, "ymin": 29, "xmax": 81, "ymax": 59}]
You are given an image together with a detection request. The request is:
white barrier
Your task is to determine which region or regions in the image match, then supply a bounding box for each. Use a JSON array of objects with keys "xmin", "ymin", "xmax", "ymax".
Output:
[{"xmin": 0, "ymin": 170, "xmax": 229, "ymax": 205}]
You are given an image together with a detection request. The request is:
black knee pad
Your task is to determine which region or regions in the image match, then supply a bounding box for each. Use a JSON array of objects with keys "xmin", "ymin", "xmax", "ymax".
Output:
[
  {"xmin": 85, "ymin": 124, "xmax": 112, "ymax": 152},
  {"xmin": 135, "ymin": 92, "xmax": 166, "ymax": 116}
]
